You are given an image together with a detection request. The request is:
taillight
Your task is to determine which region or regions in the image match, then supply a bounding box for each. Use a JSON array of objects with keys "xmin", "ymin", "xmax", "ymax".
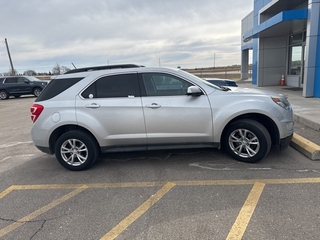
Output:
[{"xmin": 31, "ymin": 104, "xmax": 44, "ymax": 123}]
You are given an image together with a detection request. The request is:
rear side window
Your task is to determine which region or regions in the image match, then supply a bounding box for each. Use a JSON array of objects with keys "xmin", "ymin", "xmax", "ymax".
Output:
[
  {"xmin": 36, "ymin": 78, "xmax": 83, "ymax": 102},
  {"xmin": 4, "ymin": 78, "xmax": 18, "ymax": 84},
  {"xmin": 81, "ymin": 73, "xmax": 140, "ymax": 99}
]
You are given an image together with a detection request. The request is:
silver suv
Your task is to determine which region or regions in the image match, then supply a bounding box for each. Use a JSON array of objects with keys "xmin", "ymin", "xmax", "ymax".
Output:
[{"xmin": 30, "ymin": 64, "xmax": 294, "ymax": 171}]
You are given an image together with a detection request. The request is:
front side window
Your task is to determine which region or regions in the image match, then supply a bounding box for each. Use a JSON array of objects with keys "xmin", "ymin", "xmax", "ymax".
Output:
[
  {"xmin": 18, "ymin": 77, "xmax": 27, "ymax": 83},
  {"xmin": 141, "ymin": 73, "xmax": 192, "ymax": 96},
  {"xmin": 82, "ymin": 73, "xmax": 139, "ymax": 99}
]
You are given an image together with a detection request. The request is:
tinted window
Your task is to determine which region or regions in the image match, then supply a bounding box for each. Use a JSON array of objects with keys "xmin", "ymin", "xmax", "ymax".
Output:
[
  {"xmin": 4, "ymin": 78, "xmax": 18, "ymax": 84},
  {"xmin": 18, "ymin": 77, "xmax": 27, "ymax": 83},
  {"xmin": 81, "ymin": 73, "xmax": 140, "ymax": 99},
  {"xmin": 141, "ymin": 73, "xmax": 192, "ymax": 96},
  {"xmin": 36, "ymin": 78, "xmax": 83, "ymax": 102}
]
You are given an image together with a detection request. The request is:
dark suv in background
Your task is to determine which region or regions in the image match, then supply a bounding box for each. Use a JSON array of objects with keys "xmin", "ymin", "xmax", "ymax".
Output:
[{"xmin": 0, "ymin": 76, "xmax": 48, "ymax": 100}]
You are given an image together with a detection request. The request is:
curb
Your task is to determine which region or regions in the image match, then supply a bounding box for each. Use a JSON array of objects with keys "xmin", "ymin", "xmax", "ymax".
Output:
[
  {"xmin": 290, "ymin": 133, "xmax": 320, "ymax": 160},
  {"xmin": 294, "ymin": 113, "xmax": 320, "ymax": 132}
]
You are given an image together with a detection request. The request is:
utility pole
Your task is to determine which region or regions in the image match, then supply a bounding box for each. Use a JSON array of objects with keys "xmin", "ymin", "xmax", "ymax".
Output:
[{"xmin": 5, "ymin": 38, "xmax": 15, "ymax": 75}]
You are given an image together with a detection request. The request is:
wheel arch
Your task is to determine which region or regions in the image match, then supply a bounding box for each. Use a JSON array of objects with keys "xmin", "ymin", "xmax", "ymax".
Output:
[
  {"xmin": 220, "ymin": 113, "xmax": 280, "ymax": 147},
  {"xmin": 49, "ymin": 124, "xmax": 100, "ymax": 154}
]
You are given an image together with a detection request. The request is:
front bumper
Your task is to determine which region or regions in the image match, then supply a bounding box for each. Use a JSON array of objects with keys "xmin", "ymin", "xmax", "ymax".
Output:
[
  {"xmin": 35, "ymin": 145, "xmax": 54, "ymax": 154},
  {"xmin": 279, "ymin": 133, "xmax": 293, "ymax": 151}
]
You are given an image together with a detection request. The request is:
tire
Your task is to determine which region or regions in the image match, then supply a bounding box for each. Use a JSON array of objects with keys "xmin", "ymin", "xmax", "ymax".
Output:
[
  {"xmin": 0, "ymin": 90, "xmax": 9, "ymax": 100},
  {"xmin": 33, "ymin": 87, "xmax": 42, "ymax": 97},
  {"xmin": 55, "ymin": 130, "xmax": 99, "ymax": 171},
  {"xmin": 223, "ymin": 119, "xmax": 271, "ymax": 163}
]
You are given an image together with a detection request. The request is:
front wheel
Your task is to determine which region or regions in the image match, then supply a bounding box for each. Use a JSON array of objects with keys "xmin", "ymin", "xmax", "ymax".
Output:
[
  {"xmin": 55, "ymin": 130, "xmax": 99, "ymax": 171},
  {"xmin": 33, "ymin": 87, "xmax": 42, "ymax": 97},
  {"xmin": 223, "ymin": 119, "xmax": 271, "ymax": 163}
]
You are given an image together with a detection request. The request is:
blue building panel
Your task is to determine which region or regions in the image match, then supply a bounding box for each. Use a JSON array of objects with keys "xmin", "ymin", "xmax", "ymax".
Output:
[
  {"xmin": 242, "ymin": 0, "xmax": 320, "ymax": 97},
  {"xmin": 244, "ymin": 9, "xmax": 308, "ymax": 40},
  {"xmin": 314, "ymin": 24, "xmax": 320, "ymax": 97}
]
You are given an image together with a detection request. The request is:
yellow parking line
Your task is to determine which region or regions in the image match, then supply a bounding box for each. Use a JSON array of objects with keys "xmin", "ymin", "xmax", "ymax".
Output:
[
  {"xmin": 226, "ymin": 182, "xmax": 265, "ymax": 240},
  {"xmin": 0, "ymin": 185, "xmax": 17, "ymax": 199},
  {"xmin": 0, "ymin": 178, "xmax": 320, "ymax": 198},
  {"xmin": 101, "ymin": 182, "xmax": 176, "ymax": 240},
  {"xmin": 0, "ymin": 185, "xmax": 88, "ymax": 238}
]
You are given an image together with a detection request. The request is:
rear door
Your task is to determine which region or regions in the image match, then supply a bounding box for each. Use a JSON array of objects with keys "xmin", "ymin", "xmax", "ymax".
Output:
[
  {"xmin": 76, "ymin": 73, "xmax": 147, "ymax": 150},
  {"xmin": 3, "ymin": 77, "xmax": 19, "ymax": 94},
  {"xmin": 139, "ymin": 72, "xmax": 213, "ymax": 147}
]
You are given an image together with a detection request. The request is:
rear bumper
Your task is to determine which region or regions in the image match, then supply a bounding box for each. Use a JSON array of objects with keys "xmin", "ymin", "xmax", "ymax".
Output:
[{"xmin": 279, "ymin": 133, "xmax": 293, "ymax": 151}]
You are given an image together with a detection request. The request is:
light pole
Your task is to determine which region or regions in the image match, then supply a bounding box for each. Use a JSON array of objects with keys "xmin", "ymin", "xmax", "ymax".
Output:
[{"xmin": 5, "ymin": 38, "xmax": 15, "ymax": 75}]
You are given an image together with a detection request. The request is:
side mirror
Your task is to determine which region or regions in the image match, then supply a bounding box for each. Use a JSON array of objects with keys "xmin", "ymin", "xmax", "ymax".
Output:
[
  {"xmin": 187, "ymin": 86, "xmax": 202, "ymax": 96},
  {"xmin": 24, "ymin": 79, "xmax": 29, "ymax": 84}
]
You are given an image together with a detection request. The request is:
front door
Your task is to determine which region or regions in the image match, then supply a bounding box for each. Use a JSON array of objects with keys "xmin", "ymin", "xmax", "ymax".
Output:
[{"xmin": 140, "ymin": 73, "xmax": 212, "ymax": 148}]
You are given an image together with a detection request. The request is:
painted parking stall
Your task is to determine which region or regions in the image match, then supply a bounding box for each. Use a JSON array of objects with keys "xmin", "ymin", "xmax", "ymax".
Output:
[{"xmin": 1, "ymin": 178, "xmax": 320, "ymax": 239}]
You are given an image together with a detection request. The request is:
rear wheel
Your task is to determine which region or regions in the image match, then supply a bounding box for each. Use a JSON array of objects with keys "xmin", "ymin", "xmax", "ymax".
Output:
[
  {"xmin": 0, "ymin": 90, "xmax": 9, "ymax": 100},
  {"xmin": 55, "ymin": 130, "xmax": 99, "ymax": 171},
  {"xmin": 33, "ymin": 87, "xmax": 42, "ymax": 97},
  {"xmin": 223, "ymin": 119, "xmax": 271, "ymax": 163}
]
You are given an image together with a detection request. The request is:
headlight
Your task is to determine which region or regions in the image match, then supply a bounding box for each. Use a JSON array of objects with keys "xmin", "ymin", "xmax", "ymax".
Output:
[{"xmin": 271, "ymin": 96, "xmax": 290, "ymax": 110}]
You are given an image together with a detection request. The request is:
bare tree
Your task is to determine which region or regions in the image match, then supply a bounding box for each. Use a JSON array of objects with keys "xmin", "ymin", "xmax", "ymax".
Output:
[
  {"xmin": 52, "ymin": 64, "xmax": 71, "ymax": 75},
  {"xmin": 60, "ymin": 66, "xmax": 71, "ymax": 74},
  {"xmin": 52, "ymin": 63, "xmax": 61, "ymax": 75},
  {"xmin": 24, "ymin": 70, "xmax": 37, "ymax": 76}
]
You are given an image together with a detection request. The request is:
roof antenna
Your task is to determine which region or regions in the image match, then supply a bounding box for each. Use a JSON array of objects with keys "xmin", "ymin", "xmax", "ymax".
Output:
[{"xmin": 71, "ymin": 62, "xmax": 77, "ymax": 69}]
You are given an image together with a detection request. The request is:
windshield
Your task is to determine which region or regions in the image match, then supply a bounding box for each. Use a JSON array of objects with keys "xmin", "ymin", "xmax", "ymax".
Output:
[
  {"xmin": 25, "ymin": 76, "xmax": 40, "ymax": 82},
  {"xmin": 179, "ymin": 70, "xmax": 222, "ymax": 90}
]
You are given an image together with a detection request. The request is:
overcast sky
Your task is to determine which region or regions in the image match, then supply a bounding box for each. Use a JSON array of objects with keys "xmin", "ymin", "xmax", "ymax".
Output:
[{"xmin": 0, "ymin": 0, "xmax": 252, "ymax": 74}]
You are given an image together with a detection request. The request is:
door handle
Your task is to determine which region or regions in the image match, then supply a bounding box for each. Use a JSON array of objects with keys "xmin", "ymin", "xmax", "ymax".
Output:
[
  {"xmin": 145, "ymin": 103, "xmax": 161, "ymax": 109},
  {"xmin": 85, "ymin": 103, "xmax": 100, "ymax": 109}
]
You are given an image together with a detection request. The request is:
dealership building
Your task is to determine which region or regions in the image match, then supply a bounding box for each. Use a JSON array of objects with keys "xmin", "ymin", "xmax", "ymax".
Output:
[{"xmin": 241, "ymin": 0, "xmax": 320, "ymax": 98}]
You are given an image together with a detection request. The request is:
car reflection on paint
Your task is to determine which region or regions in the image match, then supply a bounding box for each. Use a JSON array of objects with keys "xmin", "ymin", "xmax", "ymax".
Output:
[{"xmin": 204, "ymin": 78, "xmax": 238, "ymax": 88}]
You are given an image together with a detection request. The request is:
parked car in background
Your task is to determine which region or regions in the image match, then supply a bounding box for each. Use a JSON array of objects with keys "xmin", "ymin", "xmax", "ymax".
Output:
[
  {"xmin": 0, "ymin": 76, "xmax": 48, "ymax": 100},
  {"xmin": 30, "ymin": 64, "xmax": 293, "ymax": 171},
  {"xmin": 204, "ymin": 78, "xmax": 238, "ymax": 88}
]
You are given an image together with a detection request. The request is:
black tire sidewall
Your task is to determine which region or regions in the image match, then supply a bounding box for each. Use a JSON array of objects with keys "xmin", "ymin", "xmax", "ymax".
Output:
[
  {"xmin": 33, "ymin": 87, "xmax": 42, "ymax": 97},
  {"xmin": 223, "ymin": 120, "xmax": 271, "ymax": 163},
  {"xmin": 0, "ymin": 90, "xmax": 9, "ymax": 100},
  {"xmin": 55, "ymin": 130, "xmax": 98, "ymax": 171}
]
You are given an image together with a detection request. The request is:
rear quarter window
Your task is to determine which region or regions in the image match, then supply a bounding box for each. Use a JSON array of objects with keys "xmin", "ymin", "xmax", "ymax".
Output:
[{"xmin": 36, "ymin": 77, "xmax": 83, "ymax": 101}]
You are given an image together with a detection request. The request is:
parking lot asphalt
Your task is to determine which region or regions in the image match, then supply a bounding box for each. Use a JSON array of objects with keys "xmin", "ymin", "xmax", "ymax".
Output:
[
  {"xmin": 237, "ymin": 81, "xmax": 320, "ymax": 161},
  {"xmin": 0, "ymin": 91, "xmax": 320, "ymax": 239}
]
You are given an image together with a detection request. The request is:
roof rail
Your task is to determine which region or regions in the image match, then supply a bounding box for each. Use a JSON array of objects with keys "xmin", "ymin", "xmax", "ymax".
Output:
[{"xmin": 64, "ymin": 64, "xmax": 144, "ymax": 74}]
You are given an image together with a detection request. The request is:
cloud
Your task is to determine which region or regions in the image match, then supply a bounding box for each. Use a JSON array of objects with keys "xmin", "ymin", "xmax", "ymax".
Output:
[{"xmin": 0, "ymin": 0, "xmax": 252, "ymax": 73}]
